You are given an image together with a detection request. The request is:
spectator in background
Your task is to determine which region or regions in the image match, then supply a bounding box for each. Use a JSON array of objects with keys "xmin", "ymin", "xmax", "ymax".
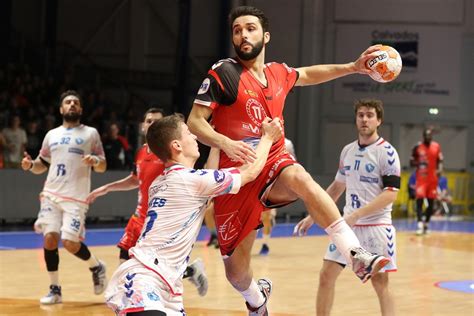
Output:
[
  {"xmin": 103, "ymin": 123, "xmax": 131, "ymax": 170},
  {"xmin": 25, "ymin": 120, "xmax": 44, "ymax": 158},
  {"xmin": 435, "ymin": 172, "xmax": 452, "ymax": 216},
  {"xmin": 3, "ymin": 115, "xmax": 27, "ymax": 168},
  {"xmin": 410, "ymin": 128, "xmax": 443, "ymax": 235},
  {"xmin": 0, "ymin": 130, "xmax": 6, "ymax": 169}
]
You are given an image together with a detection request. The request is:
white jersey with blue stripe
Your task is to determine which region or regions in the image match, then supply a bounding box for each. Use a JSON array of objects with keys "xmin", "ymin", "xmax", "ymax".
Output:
[
  {"xmin": 335, "ymin": 137, "xmax": 400, "ymax": 225},
  {"xmin": 129, "ymin": 164, "xmax": 241, "ymax": 295},
  {"xmin": 39, "ymin": 124, "xmax": 104, "ymax": 203}
]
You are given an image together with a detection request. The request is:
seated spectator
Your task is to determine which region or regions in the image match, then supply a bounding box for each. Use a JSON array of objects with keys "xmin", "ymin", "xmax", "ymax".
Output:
[
  {"xmin": 2, "ymin": 115, "xmax": 27, "ymax": 168},
  {"xmin": 434, "ymin": 172, "xmax": 452, "ymax": 216}
]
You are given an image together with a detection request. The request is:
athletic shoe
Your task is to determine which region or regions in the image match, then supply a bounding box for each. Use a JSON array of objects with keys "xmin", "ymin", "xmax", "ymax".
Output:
[
  {"xmin": 246, "ymin": 278, "xmax": 272, "ymax": 316},
  {"xmin": 416, "ymin": 221, "xmax": 424, "ymax": 235},
  {"xmin": 259, "ymin": 243, "xmax": 270, "ymax": 256},
  {"xmin": 350, "ymin": 247, "xmax": 390, "ymax": 283},
  {"xmin": 40, "ymin": 285, "xmax": 62, "ymax": 305},
  {"xmin": 187, "ymin": 258, "xmax": 208, "ymax": 296},
  {"xmin": 423, "ymin": 223, "xmax": 430, "ymax": 234},
  {"xmin": 90, "ymin": 260, "xmax": 107, "ymax": 295}
]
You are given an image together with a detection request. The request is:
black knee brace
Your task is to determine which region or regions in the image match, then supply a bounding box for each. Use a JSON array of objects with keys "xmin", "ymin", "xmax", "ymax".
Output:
[{"xmin": 74, "ymin": 242, "xmax": 92, "ymax": 261}]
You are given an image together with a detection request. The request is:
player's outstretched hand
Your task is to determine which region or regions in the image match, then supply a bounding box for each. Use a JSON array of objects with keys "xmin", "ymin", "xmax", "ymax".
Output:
[
  {"xmin": 21, "ymin": 151, "xmax": 33, "ymax": 171},
  {"xmin": 261, "ymin": 117, "xmax": 283, "ymax": 143},
  {"xmin": 222, "ymin": 139, "xmax": 257, "ymax": 164},
  {"xmin": 86, "ymin": 186, "xmax": 109, "ymax": 204},
  {"xmin": 352, "ymin": 44, "xmax": 383, "ymax": 75},
  {"xmin": 293, "ymin": 215, "xmax": 314, "ymax": 237},
  {"xmin": 82, "ymin": 154, "xmax": 100, "ymax": 167}
]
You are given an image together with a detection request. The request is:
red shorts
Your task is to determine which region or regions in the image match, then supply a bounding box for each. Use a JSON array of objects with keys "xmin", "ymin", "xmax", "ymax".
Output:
[
  {"xmin": 117, "ymin": 215, "xmax": 145, "ymax": 251},
  {"xmin": 415, "ymin": 178, "xmax": 438, "ymax": 199},
  {"xmin": 214, "ymin": 153, "xmax": 298, "ymax": 256}
]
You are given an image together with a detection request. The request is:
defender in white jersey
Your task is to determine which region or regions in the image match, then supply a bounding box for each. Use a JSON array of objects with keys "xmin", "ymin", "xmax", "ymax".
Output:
[
  {"xmin": 21, "ymin": 90, "xmax": 108, "ymax": 305},
  {"xmin": 105, "ymin": 114, "xmax": 282, "ymax": 316},
  {"xmin": 295, "ymin": 99, "xmax": 400, "ymax": 316}
]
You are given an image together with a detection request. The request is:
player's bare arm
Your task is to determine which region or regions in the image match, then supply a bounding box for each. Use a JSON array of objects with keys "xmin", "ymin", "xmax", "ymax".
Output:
[
  {"xmin": 86, "ymin": 174, "xmax": 139, "ymax": 204},
  {"xmin": 293, "ymin": 180, "xmax": 346, "ymax": 236},
  {"xmin": 188, "ymin": 103, "xmax": 257, "ymax": 164},
  {"xmin": 238, "ymin": 117, "xmax": 282, "ymax": 185},
  {"xmin": 21, "ymin": 151, "xmax": 48, "ymax": 174},
  {"xmin": 344, "ymin": 190, "xmax": 398, "ymax": 227},
  {"xmin": 82, "ymin": 154, "xmax": 106, "ymax": 173},
  {"xmin": 295, "ymin": 45, "xmax": 382, "ymax": 86}
]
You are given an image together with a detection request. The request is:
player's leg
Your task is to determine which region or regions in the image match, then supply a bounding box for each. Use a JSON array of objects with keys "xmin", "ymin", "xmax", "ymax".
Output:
[
  {"xmin": 370, "ymin": 272, "xmax": 395, "ymax": 316},
  {"xmin": 259, "ymin": 209, "xmax": 273, "ymax": 255},
  {"xmin": 424, "ymin": 181, "xmax": 438, "ymax": 234},
  {"xmin": 34, "ymin": 197, "xmax": 63, "ymax": 304},
  {"xmin": 316, "ymin": 260, "xmax": 344, "ymax": 316},
  {"xmin": 415, "ymin": 183, "xmax": 427, "ymax": 235},
  {"xmin": 268, "ymin": 164, "xmax": 389, "ymax": 282},
  {"xmin": 223, "ymin": 230, "xmax": 271, "ymax": 314},
  {"xmin": 61, "ymin": 202, "xmax": 107, "ymax": 295},
  {"xmin": 126, "ymin": 312, "xmax": 166, "ymax": 316}
]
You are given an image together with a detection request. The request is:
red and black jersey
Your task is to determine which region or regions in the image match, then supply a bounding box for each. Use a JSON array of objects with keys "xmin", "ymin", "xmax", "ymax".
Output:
[
  {"xmin": 132, "ymin": 144, "xmax": 166, "ymax": 220},
  {"xmin": 411, "ymin": 141, "xmax": 443, "ymax": 182},
  {"xmin": 194, "ymin": 58, "xmax": 299, "ymax": 168}
]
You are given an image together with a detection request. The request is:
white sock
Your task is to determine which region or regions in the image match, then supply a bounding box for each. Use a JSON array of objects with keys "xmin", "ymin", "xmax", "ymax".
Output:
[
  {"xmin": 87, "ymin": 254, "xmax": 100, "ymax": 268},
  {"xmin": 240, "ymin": 279, "xmax": 265, "ymax": 308},
  {"xmin": 262, "ymin": 234, "xmax": 270, "ymax": 245},
  {"xmin": 325, "ymin": 218, "xmax": 360, "ymax": 263},
  {"xmin": 48, "ymin": 271, "xmax": 59, "ymax": 286}
]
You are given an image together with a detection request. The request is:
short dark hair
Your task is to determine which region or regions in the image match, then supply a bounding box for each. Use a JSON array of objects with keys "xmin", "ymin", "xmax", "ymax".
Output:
[
  {"xmin": 143, "ymin": 107, "xmax": 166, "ymax": 121},
  {"xmin": 229, "ymin": 6, "xmax": 269, "ymax": 33},
  {"xmin": 59, "ymin": 90, "xmax": 82, "ymax": 106},
  {"xmin": 146, "ymin": 114, "xmax": 185, "ymax": 162},
  {"xmin": 354, "ymin": 98, "xmax": 384, "ymax": 123}
]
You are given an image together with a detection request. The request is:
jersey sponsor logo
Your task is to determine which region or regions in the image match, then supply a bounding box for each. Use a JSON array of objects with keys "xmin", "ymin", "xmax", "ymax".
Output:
[
  {"xmin": 68, "ymin": 147, "xmax": 84, "ymax": 155},
  {"xmin": 75, "ymin": 137, "xmax": 84, "ymax": 145},
  {"xmin": 242, "ymin": 123, "xmax": 260, "ymax": 135},
  {"xmin": 214, "ymin": 170, "xmax": 226, "ymax": 183},
  {"xmin": 149, "ymin": 184, "xmax": 168, "ymax": 196},
  {"xmin": 198, "ymin": 78, "xmax": 210, "ymax": 95},
  {"xmin": 56, "ymin": 164, "xmax": 66, "ymax": 176},
  {"xmin": 245, "ymin": 99, "xmax": 267, "ymax": 126},
  {"xmin": 147, "ymin": 291, "xmax": 160, "ymax": 301},
  {"xmin": 365, "ymin": 163, "xmax": 375, "ymax": 173},
  {"xmin": 245, "ymin": 89, "xmax": 258, "ymax": 98},
  {"xmin": 359, "ymin": 175, "xmax": 379, "ymax": 184}
]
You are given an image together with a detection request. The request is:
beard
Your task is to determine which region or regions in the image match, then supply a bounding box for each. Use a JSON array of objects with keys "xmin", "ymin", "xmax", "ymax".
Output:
[
  {"xmin": 63, "ymin": 112, "xmax": 82, "ymax": 123},
  {"xmin": 233, "ymin": 38, "xmax": 264, "ymax": 61}
]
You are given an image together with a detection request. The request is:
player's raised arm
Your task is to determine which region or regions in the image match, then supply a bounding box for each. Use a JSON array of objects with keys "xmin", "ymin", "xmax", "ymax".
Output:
[{"xmin": 295, "ymin": 45, "xmax": 382, "ymax": 86}]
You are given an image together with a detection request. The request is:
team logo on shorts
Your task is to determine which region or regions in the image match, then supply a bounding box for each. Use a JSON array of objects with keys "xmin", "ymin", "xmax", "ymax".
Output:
[
  {"xmin": 329, "ymin": 244, "xmax": 337, "ymax": 252},
  {"xmin": 198, "ymin": 78, "xmax": 210, "ymax": 95},
  {"xmin": 365, "ymin": 163, "xmax": 375, "ymax": 173},
  {"xmin": 245, "ymin": 99, "xmax": 267, "ymax": 126}
]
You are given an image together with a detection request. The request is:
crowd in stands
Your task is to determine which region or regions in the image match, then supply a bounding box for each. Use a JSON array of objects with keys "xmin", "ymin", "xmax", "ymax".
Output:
[{"xmin": 0, "ymin": 63, "xmax": 140, "ymax": 170}]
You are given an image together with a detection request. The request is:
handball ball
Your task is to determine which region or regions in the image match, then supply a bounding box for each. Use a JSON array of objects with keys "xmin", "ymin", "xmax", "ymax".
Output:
[{"xmin": 365, "ymin": 45, "xmax": 402, "ymax": 83}]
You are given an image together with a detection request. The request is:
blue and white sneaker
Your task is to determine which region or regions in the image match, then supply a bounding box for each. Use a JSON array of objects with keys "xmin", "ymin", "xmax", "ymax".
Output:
[{"xmin": 40, "ymin": 285, "xmax": 62, "ymax": 305}]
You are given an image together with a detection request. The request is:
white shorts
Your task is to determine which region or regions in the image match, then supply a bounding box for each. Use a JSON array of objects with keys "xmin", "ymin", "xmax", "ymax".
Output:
[
  {"xmin": 105, "ymin": 258, "xmax": 185, "ymax": 316},
  {"xmin": 34, "ymin": 195, "xmax": 87, "ymax": 242},
  {"xmin": 324, "ymin": 225, "xmax": 397, "ymax": 272}
]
